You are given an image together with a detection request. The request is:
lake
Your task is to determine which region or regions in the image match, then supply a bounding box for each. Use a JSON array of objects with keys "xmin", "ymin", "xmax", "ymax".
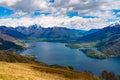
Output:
[{"xmin": 21, "ymin": 42, "xmax": 120, "ymax": 76}]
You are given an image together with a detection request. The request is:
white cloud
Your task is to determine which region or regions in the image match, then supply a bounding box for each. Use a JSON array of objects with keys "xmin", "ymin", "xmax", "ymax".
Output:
[
  {"xmin": 0, "ymin": 0, "xmax": 120, "ymax": 29},
  {"xmin": 0, "ymin": 0, "xmax": 49, "ymax": 11},
  {"xmin": 0, "ymin": 15, "xmax": 112, "ymax": 30},
  {"xmin": 10, "ymin": 11, "xmax": 29, "ymax": 17},
  {"xmin": 0, "ymin": 0, "xmax": 19, "ymax": 6}
]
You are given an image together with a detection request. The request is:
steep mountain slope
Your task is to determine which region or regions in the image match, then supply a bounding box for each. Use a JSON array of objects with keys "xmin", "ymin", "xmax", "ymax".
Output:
[
  {"xmin": 0, "ymin": 38, "xmax": 24, "ymax": 51},
  {"xmin": 77, "ymin": 22, "xmax": 120, "ymax": 58},
  {"xmin": 77, "ymin": 23, "xmax": 120, "ymax": 42},
  {"xmin": 97, "ymin": 38, "xmax": 120, "ymax": 57},
  {"xmin": 0, "ymin": 34, "xmax": 15, "ymax": 42},
  {"xmin": 0, "ymin": 51, "xmax": 100, "ymax": 80},
  {"xmin": 84, "ymin": 29, "xmax": 99, "ymax": 35},
  {"xmin": 13, "ymin": 25, "xmax": 44, "ymax": 35},
  {"xmin": 0, "ymin": 26, "xmax": 27, "ymax": 39}
]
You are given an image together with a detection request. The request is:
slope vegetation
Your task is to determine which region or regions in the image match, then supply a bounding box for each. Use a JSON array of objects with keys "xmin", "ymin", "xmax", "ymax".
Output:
[
  {"xmin": 0, "ymin": 51, "xmax": 100, "ymax": 80},
  {"xmin": 77, "ymin": 23, "xmax": 120, "ymax": 58},
  {"xmin": 0, "ymin": 38, "xmax": 24, "ymax": 51}
]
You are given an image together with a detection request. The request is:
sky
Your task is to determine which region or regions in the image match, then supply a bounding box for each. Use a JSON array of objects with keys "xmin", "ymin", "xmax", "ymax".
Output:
[{"xmin": 0, "ymin": 0, "xmax": 120, "ymax": 30}]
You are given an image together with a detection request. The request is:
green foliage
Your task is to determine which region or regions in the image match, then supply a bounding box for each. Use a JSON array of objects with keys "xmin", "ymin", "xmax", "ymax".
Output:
[
  {"xmin": 66, "ymin": 42, "xmax": 97, "ymax": 49},
  {"xmin": 81, "ymin": 49, "xmax": 106, "ymax": 59}
]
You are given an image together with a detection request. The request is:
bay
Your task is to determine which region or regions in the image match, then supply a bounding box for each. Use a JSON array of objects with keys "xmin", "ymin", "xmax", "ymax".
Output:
[{"xmin": 21, "ymin": 42, "xmax": 120, "ymax": 76}]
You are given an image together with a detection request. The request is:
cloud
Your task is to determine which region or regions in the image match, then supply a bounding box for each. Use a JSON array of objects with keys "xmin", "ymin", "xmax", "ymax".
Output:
[
  {"xmin": 0, "ymin": 0, "xmax": 18, "ymax": 6},
  {"xmin": 0, "ymin": 0, "xmax": 119, "ymax": 16},
  {"xmin": 0, "ymin": 0, "xmax": 120, "ymax": 29},
  {"xmin": 0, "ymin": 0, "xmax": 49, "ymax": 12},
  {"xmin": 0, "ymin": 0, "xmax": 114, "ymax": 14},
  {"xmin": 0, "ymin": 15, "xmax": 112, "ymax": 30}
]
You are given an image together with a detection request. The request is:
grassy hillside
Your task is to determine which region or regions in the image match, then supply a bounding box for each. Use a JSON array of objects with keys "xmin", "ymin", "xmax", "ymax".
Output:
[
  {"xmin": 0, "ymin": 51, "xmax": 34, "ymax": 63},
  {"xmin": 0, "ymin": 51, "xmax": 101, "ymax": 80},
  {"xmin": 0, "ymin": 62, "xmax": 101, "ymax": 80}
]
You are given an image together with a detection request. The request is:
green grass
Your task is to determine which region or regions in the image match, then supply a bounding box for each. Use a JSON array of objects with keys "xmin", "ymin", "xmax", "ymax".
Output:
[
  {"xmin": 65, "ymin": 42, "xmax": 98, "ymax": 49},
  {"xmin": 14, "ymin": 40, "xmax": 26, "ymax": 47},
  {"xmin": 81, "ymin": 49, "xmax": 107, "ymax": 59}
]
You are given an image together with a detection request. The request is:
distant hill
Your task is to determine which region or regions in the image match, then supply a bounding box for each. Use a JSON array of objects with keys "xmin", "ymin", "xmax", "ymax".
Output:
[
  {"xmin": 77, "ymin": 24, "xmax": 120, "ymax": 42},
  {"xmin": 84, "ymin": 29, "xmax": 99, "ymax": 35},
  {"xmin": 77, "ymin": 22, "xmax": 120, "ymax": 57},
  {"xmin": 0, "ymin": 34, "xmax": 15, "ymax": 42},
  {"xmin": 0, "ymin": 26, "xmax": 27, "ymax": 39}
]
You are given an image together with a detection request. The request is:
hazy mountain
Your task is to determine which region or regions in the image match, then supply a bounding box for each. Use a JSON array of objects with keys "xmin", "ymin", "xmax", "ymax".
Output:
[
  {"xmin": 0, "ymin": 34, "xmax": 15, "ymax": 42},
  {"xmin": 77, "ymin": 22, "xmax": 120, "ymax": 42},
  {"xmin": 84, "ymin": 29, "xmax": 99, "ymax": 35},
  {"xmin": 77, "ymin": 22, "xmax": 120, "ymax": 57},
  {"xmin": 13, "ymin": 24, "xmax": 44, "ymax": 35},
  {"xmin": 0, "ymin": 26, "xmax": 27, "ymax": 39},
  {"xmin": 14, "ymin": 25, "xmax": 87, "ymax": 42}
]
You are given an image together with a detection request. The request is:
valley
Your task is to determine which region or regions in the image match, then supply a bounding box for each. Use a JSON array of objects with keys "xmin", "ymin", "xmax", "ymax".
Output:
[
  {"xmin": 0, "ymin": 0, "xmax": 120, "ymax": 80},
  {"xmin": 0, "ymin": 22, "xmax": 120, "ymax": 80}
]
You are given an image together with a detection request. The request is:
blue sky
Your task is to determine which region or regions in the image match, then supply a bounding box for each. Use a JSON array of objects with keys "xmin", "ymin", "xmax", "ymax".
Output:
[
  {"xmin": 0, "ymin": 6, "xmax": 97, "ymax": 18},
  {"xmin": 0, "ymin": 6, "xmax": 13, "ymax": 17},
  {"xmin": 0, "ymin": 0, "xmax": 120, "ymax": 30}
]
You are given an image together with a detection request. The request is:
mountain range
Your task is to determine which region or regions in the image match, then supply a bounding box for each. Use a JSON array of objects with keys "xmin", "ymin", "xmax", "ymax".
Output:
[
  {"xmin": 77, "ymin": 22, "xmax": 120, "ymax": 58},
  {"xmin": 0, "ymin": 26, "xmax": 27, "ymax": 39},
  {"xmin": 12, "ymin": 24, "xmax": 87, "ymax": 42},
  {"xmin": 0, "ymin": 22, "xmax": 120, "ymax": 57}
]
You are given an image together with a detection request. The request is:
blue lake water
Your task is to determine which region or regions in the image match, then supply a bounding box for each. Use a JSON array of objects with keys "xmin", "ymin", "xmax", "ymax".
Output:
[{"xmin": 21, "ymin": 42, "xmax": 120, "ymax": 76}]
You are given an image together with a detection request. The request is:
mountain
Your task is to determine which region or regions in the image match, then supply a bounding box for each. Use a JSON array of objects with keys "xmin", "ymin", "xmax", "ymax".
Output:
[
  {"xmin": 0, "ymin": 26, "xmax": 27, "ymax": 39},
  {"xmin": 0, "ymin": 34, "xmax": 15, "ymax": 42},
  {"xmin": 14, "ymin": 25, "xmax": 87, "ymax": 42},
  {"xmin": 77, "ymin": 22, "xmax": 120, "ymax": 42},
  {"xmin": 97, "ymin": 37, "xmax": 120, "ymax": 57},
  {"xmin": 77, "ymin": 22, "xmax": 120, "ymax": 58},
  {"xmin": 13, "ymin": 25, "xmax": 44, "ymax": 35},
  {"xmin": 84, "ymin": 29, "xmax": 99, "ymax": 35},
  {"xmin": 0, "ymin": 38, "xmax": 24, "ymax": 51}
]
